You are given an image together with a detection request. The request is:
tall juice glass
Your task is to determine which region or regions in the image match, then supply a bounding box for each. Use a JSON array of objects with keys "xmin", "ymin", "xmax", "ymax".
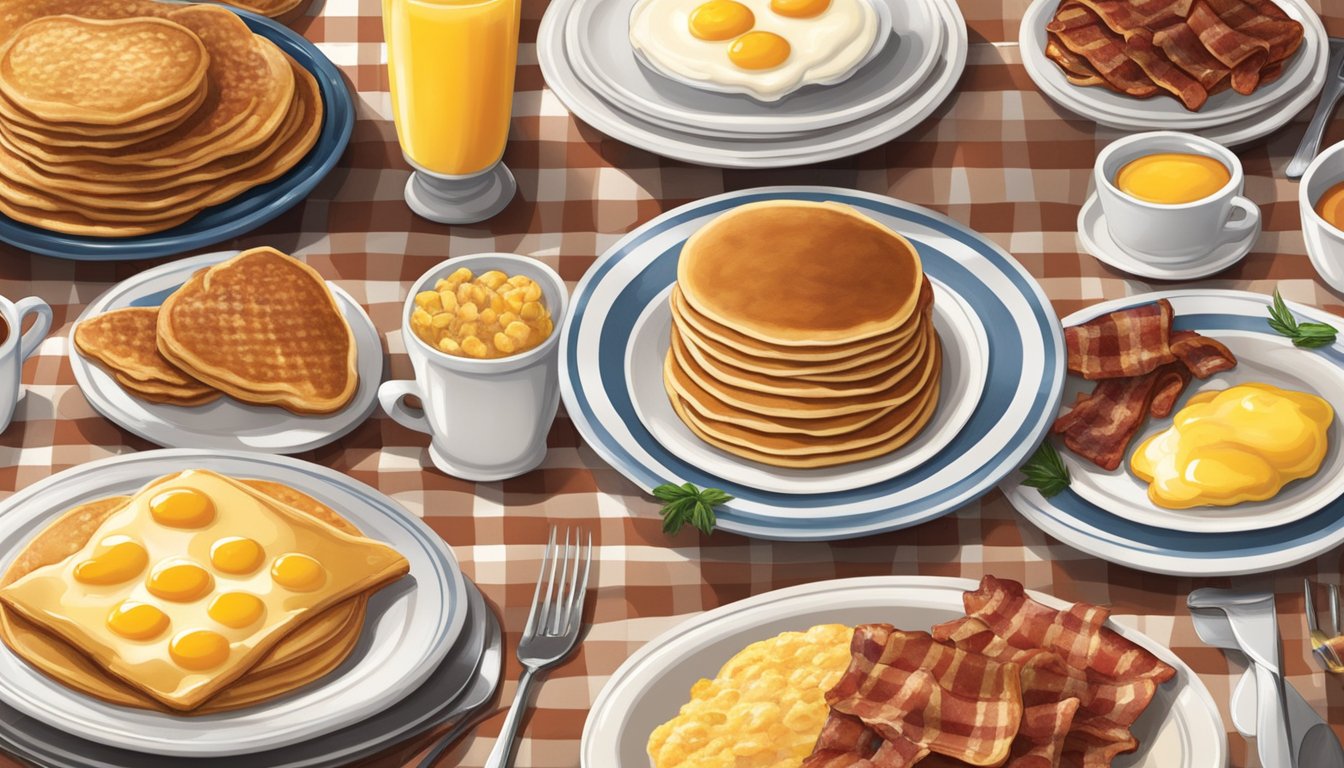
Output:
[{"xmin": 383, "ymin": 0, "xmax": 521, "ymax": 223}]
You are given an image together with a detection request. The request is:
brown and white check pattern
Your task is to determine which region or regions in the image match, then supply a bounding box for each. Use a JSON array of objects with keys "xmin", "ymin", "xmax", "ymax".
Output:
[{"xmin": 0, "ymin": 0, "xmax": 1343, "ymax": 766}]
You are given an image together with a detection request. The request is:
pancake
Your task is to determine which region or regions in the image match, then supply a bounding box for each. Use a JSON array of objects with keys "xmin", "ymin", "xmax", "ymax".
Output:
[
  {"xmin": 676, "ymin": 200, "xmax": 925, "ymax": 345},
  {"xmin": 113, "ymin": 372, "xmax": 220, "ymax": 405},
  {"xmin": 0, "ymin": 80, "xmax": 207, "ymax": 147},
  {"xmin": 671, "ymin": 343, "xmax": 942, "ymax": 457},
  {"xmin": 74, "ymin": 307, "xmax": 212, "ymax": 389},
  {"xmin": 669, "ymin": 369, "xmax": 942, "ymax": 468},
  {"xmin": 0, "ymin": 16, "xmax": 208, "ymax": 125},
  {"xmin": 668, "ymin": 320, "xmax": 938, "ymax": 418},
  {"xmin": 0, "ymin": 480, "xmax": 369, "ymax": 714},
  {"xmin": 670, "ymin": 280, "xmax": 929, "ymax": 363}
]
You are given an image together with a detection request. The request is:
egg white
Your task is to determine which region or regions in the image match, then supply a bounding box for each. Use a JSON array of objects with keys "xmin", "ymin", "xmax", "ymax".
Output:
[{"xmin": 628, "ymin": 0, "xmax": 881, "ymax": 101}]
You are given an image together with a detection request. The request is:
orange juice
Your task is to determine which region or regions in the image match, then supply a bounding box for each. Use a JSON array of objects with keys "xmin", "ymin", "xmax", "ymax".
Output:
[
  {"xmin": 1317, "ymin": 181, "xmax": 1344, "ymax": 231},
  {"xmin": 1114, "ymin": 152, "xmax": 1231, "ymax": 205},
  {"xmin": 382, "ymin": 0, "xmax": 521, "ymax": 176}
]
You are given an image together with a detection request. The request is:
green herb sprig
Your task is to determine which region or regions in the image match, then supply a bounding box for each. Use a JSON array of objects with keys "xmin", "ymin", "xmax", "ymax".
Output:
[
  {"xmin": 653, "ymin": 482, "xmax": 733, "ymax": 536},
  {"xmin": 1020, "ymin": 441, "xmax": 1071, "ymax": 498},
  {"xmin": 1268, "ymin": 290, "xmax": 1338, "ymax": 349}
]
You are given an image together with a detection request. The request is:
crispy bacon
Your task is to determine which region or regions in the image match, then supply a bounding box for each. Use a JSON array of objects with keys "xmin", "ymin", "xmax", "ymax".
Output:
[
  {"xmin": 1149, "ymin": 361, "xmax": 1192, "ymax": 417},
  {"xmin": 1065, "ymin": 300, "xmax": 1176, "ymax": 380},
  {"xmin": 1125, "ymin": 29, "xmax": 1208, "ymax": 109},
  {"xmin": 1047, "ymin": 33, "xmax": 1108, "ymax": 85},
  {"xmin": 1204, "ymin": 0, "xmax": 1303, "ymax": 61},
  {"xmin": 1047, "ymin": 4, "xmax": 1161, "ymax": 97},
  {"xmin": 1170, "ymin": 330, "xmax": 1237, "ymax": 378},
  {"xmin": 1052, "ymin": 370, "xmax": 1162, "ymax": 470},
  {"xmin": 1151, "ymin": 20, "xmax": 1230, "ymax": 89}
]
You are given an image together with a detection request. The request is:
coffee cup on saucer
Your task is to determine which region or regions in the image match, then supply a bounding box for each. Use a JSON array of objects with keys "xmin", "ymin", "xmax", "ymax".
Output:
[
  {"xmin": 378, "ymin": 253, "xmax": 568, "ymax": 482},
  {"xmin": 1299, "ymin": 139, "xmax": 1344, "ymax": 295},
  {"xmin": 1094, "ymin": 131, "xmax": 1260, "ymax": 264},
  {"xmin": 0, "ymin": 294, "xmax": 53, "ymax": 434}
]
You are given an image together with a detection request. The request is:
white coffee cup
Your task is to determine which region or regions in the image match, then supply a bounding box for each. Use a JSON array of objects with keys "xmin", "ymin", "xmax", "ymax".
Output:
[
  {"xmin": 1299, "ymin": 139, "xmax": 1344, "ymax": 294},
  {"xmin": 378, "ymin": 253, "xmax": 568, "ymax": 482},
  {"xmin": 1095, "ymin": 131, "xmax": 1260, "ymax": 263},
  {"xmin": 0, "ymin": 295, "xmax": 52, "ymax": 435}
]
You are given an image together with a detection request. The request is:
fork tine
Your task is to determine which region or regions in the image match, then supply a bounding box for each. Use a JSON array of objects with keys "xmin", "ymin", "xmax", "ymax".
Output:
[
  {"xmin": 523, "ymin": 527, "xmax": 557, "ymax": 639},
  {"xmin": 1331, "ymin": 583, "xmax": 1341, "ymax": 636},
  {"xmin": 537, "ymin": 526, "xmax": 564, "ymax": 636},
  {"xmin": 549, "ymin": 528, "xmax": 574, "ymax": 636},
  {"xmin": 1306, "ymin": 579, "xmax": 1321, "ymax": 633},
  {"xmin": 561, "ymin": 527, "xmax": 584, "ymax": 634},
  {"xmin": 567, "ymin": 530, "xmax": 593, "ymax": 637}
]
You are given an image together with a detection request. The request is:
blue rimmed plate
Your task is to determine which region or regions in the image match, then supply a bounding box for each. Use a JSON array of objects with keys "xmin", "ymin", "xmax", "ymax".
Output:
[
  {"xmin": 0, "ymin": 8, "xmax": 354, "ymax": 261},
  {"xmin": 559, "ymin": 186, "xmax": 1065, "ymax": 540},
  {"xmin": 1003, "ymin": 290, "xmax": 1344, "ymax": 576}
]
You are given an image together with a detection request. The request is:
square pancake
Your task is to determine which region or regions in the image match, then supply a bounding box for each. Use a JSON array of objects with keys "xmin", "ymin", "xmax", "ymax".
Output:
[
  {"xmin": 0, "ymin": 469, "xmax": 408, "ymax": 711},
  {"xmin": 0, "ymin": 479, "xmax": 371, "ymax": 714}
]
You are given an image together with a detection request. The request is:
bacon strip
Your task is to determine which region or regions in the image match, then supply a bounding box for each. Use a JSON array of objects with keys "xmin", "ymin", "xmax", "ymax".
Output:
[
  {"xmin": 1064, "ymin": 300, "xmax": 1176, "ymax": 381},
  {"xmin": 1052, "ymin": 370, "xmax": 1161, "ymax": 470},
  {"xmin": 1151, "ymin": 20, "xmax": 1230, "ymax": 89},
  {"xmin": 1047, "ymin": 4, "xmax": 1161, "ymax": 97},
  {"xmin": 1047, "ymin": 33, "xmax": 1108, "ymax": 86},
  {"xmin": 1170, "ymin": 330, "xmax": 1238, "ymax": 378},
  {"xmin": 1149, "ymin": 361, "xmax": 1192, "ymax": 417}
]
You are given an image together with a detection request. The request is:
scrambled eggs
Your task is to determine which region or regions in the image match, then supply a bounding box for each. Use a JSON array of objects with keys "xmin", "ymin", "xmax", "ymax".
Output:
[
  {"xmin": 647, "ymin": 623, "xmax": 853, "ymax": 768},
  {"xmin": 1130, "ymin": 383, "xmax": 1333, "ymax": 509}
]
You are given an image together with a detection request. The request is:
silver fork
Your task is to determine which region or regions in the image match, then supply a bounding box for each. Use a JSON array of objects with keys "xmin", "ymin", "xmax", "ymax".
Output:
[
  {"xmin": 1303, "ymin": 578, "xmax": 1344, "ymax": 673},
  {"xmin": 484, "ymin": 526, "xmax": 592, "ymax": 768}
]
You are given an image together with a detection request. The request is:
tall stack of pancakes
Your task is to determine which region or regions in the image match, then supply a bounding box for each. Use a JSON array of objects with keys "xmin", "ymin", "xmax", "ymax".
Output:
[
  {"xmin": 0, "ymin": 0, "xmax": 321, "ymax": 237},
  {"xmin": 662, "ymin": 201, "xmax": 942, "ymax": 468}
]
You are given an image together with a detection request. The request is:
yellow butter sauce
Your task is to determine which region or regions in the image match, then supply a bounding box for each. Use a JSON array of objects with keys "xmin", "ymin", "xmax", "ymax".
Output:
[
  {"xmin": 1114, "ymin": 152, "xmax": 1231, "ymax": 205},
  {"xmin": 1316, "ymin": 181, "xmax": 1344, "ymax": 230}
]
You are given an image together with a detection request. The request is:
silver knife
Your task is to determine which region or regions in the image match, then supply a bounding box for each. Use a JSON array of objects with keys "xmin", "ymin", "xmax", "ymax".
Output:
[{"xmin": 1287, "ymin": 38, "xmax": 1344, "ymax": 180}]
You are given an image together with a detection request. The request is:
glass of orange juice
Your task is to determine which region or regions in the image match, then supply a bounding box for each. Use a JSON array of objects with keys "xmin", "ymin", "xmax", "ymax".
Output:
[{"xmin": 383, "ymin": 0, "xmax": 521, "ymax": 223}]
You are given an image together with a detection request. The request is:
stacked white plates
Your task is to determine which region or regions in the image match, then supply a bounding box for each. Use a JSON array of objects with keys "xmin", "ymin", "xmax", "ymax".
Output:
[
  {"xmin": 537, "ymin": 0, "xmax": 966, "ymax": 167},
  {"xmin": 1018, "ymin": 0, "xmax": 1329, "ymax": 146}
]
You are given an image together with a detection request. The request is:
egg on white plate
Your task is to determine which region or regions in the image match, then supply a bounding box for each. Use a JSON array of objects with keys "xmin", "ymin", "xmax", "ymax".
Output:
[{"xmin": 628, "ymin": 0, "xmax": 884, "ymax": 101}]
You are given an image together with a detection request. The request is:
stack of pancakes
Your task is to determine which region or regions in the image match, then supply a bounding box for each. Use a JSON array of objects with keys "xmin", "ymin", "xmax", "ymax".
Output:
[
  {"xmin": 662, "ymin": 201, "xmax": 942, "ymax": 468},
  {"xmin": 75, "ymin": 247, "xmax": 359, "ymax": 413},
  {"xmin": 0, "ymin": 0, "xmax": 322, "ymax": 237}
]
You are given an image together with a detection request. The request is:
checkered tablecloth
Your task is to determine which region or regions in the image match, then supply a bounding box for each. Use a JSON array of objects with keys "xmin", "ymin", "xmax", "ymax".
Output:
[{"xmin": 1, "ymin": 0, "xmax": 1343, "ymax": 765}]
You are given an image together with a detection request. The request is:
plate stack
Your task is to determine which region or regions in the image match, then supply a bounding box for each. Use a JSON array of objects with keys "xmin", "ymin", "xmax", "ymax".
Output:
[
  {"xmin": 0, "ymin": 0, "xmax": 322, "ymax": 237},
  {"xmin": 1017, "ymin": 0, "xmax": 1329, "ymax": 146},
  {"xmin": 537, "ymin": 0, "xmax": 966, "ymax": 168}
]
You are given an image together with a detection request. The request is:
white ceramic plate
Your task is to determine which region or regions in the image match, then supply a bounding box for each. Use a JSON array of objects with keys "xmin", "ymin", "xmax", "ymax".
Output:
[
  {"xmin": 1077, "ymin": 193, "xmax": 1255, "ymax": 281},
  {"xmin": 631, "ymin": 279, "xmax": 987, "ymax": 494},
  {"xmin": 1003, "ymin": 290, "xmax": 1344, "ymax": 575},
  {"xmin": 69, "ymin": 252, "xmax": 383, "ymax": 454},
  {"xmin": 559, "ymin": 187, "xmax": 1064, "ymax": 540},
  {"xmin": 564, "ymin": 0, "xmax": 941, "ymax": 136},
  {"xmin": 537, "ymin": 0, "xmax": 966, "ymax": 167},
  {"xmin": 0, "ymin": 450, "xmax": 468, "ymax": 757},
  {"xmin": 581, "ymin": 576, "xmax": 1226, "ymax": 768},
  {"xmin": 1018, "ymin": 0, "xmax": 1322, "ymax": 129},
  {"xmin": 1018, "ymin": 0, "xmax": 1329, "ymax": 146}
]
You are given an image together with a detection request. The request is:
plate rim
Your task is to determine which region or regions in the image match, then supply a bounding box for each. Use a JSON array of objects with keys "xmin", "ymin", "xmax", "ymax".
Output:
[
  {"xmin": 67, "ymin": 250, "xmax": 383, "ymax": 454},
  {"xmin": 0, "ymin": 448, "xmax": 467, "ymax": 757},
  {"xmin": 579, "ymin": 574, "xmax": 1227, "ymax": 768},
  {"xmin": 558, "ymin": 185, "xmax": 1065, "ymax": 540},
  {"xmin": 0, "ymin": 7, "xmax": 356, "ymax": 261}
]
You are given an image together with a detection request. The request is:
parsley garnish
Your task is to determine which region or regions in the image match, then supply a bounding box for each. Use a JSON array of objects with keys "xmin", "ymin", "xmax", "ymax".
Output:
[
  {"xmin": 653, "ymin": 482, "xmax": 733, "ymax": 536},
  {"xmin": 1020, "ymin": 441, "xmax": 1071, "ymax": 498},
  {"xmin": 1268, "ymin": 290, "xmax": 1337, "ymax": 349}
]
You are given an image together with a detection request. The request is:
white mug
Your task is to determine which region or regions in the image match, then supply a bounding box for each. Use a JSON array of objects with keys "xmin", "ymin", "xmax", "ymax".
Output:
[
  {"xmin": 0, "ymin": 295, "xmax": 52, "ymax": 435},
  {"xmin": 1095, "ymin": 131, "xmax": 1260, "ymax": 263},
  {"xmin": 1299, "ymin": 139, "xmax": 1344, "ymax": 294},
  {"xmin": 378, "ymin": 253, "xmax": 569, "ymax": 482}
]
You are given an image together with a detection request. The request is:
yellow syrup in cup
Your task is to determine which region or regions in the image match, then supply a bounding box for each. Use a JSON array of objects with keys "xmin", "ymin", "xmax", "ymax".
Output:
[
  {"xmin": 1316, "ymin": 180, "xmax": 1344, "ymax": 231},
  {"xmin": 382, "ymin": 0, "xmax": 521, "ymax": 176},
  {"xmin": 1115, "ymin": 152, "xmax": 1231, "ymax": 205}
]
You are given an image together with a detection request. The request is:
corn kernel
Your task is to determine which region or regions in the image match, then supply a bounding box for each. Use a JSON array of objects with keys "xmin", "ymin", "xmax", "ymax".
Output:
[
  {"xmin": 508, "ymin": 274, "xmax": 531, "ymax": 287},
  {"xmin": 438, "ymin": 338, "xmax": 460, "ymax": 354},
  {"xmin": 505, "ymin": 321, "xmax": 531, "ymax": 343},
  {"xmin": 411, "ymin": 307, "xmax": 433, "ymax": 327},
  {"xmin": 489, "ymin": 292, "xmax": 506, "ymax": 313},
  {"xmin": 469, "ymin": 284, "xmax": 486, "ymax": 305},
  {"xmin": 523, "ymin": 282, "xmax": 542, "ymax": 302},
  {"xmin": 479, "ymin": 270, "xmax": 507, "ymax": 289},
  {"xmin": 506, "ymin": 294, "xmax": 524, "ymax": 313},
  {"xmin": 439, "ymin": 289, "xmax": 458, "ymax": 312},
  {"xmin": 431, "ymin": 313, "xmax": 453, "ymax": 329},
  {"xmin": 414, "ymin": 291, "xmax": 442, "ymax": 313},
  {"xmin": 446, "ymin": 267, "xmax": 473, "ymax": 287},
  {"xmin": 461, "ymin": 336, "xmax": 488, "ymax": 358},
  {"xmin": 499, "ymin": 311, "xmax": 518, "ymax": 327},
  {"xmin": 493, "ymin": 332, "xmax": 515, "ymax": 354},
  {"xmin": 520, "ymin": 301, "xmax": 542, "ymax": 321},
  {"xmin": 456, "ymin": 283, "xmax": 473, "ymax": 306},
  {"xmin": 457, "ymin": 302, "xmax": 479, "ymax": 322},
  {"xmin": 459, "ymin": 322, "xmax": 478, "ymax": 339}
]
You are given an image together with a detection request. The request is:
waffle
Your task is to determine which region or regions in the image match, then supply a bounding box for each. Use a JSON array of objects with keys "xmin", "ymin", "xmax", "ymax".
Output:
[
  {"xmin": 157, "ymin": 248, "xmax": 359, "ymax": 415},
  {"xmin": 73, "ymin": 307, "xmax": 219, "ymax": 405}
]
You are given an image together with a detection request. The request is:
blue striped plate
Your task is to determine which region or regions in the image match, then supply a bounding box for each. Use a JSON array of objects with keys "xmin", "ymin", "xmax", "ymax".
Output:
[
  {"xmin": 559, "ymin": 187, "xmax": 1065, "ymax": 540},
  {"xmin": 1003, "ymin": 290, "xmax": 1344, "ymax": 575}
]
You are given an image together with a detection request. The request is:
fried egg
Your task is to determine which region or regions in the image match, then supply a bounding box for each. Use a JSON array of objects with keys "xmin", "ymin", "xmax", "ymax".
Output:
[{"xmin": 628, "ymin": 0, "xmax": 882, "ymax": 101}]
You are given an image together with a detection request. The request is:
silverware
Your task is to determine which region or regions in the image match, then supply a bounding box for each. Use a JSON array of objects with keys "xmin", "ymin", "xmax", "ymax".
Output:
[
  {"xmin": 1188, "ymin": 589, "xmax": 1295, "ymax": 768},
  {"xmin": 483, "ymin": 526, "xmax": 592, "ymax": 768},
  {"xmin": 1303, "ymin": 579, "xmax": 1344, "ymax": 672},
  {"xmin": 1287, "ymin": 38, "xmax": 1344, "ymax": 180},
  {"xmin": 416, "ymin": 603, "xmax": 505, "ymax": 768}
]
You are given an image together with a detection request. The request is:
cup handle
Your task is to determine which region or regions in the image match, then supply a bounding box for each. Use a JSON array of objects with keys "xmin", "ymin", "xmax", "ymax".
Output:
[
  {"xmin": 1221, "ymin": 196, "xmax": 1261, "ymax": 245},
  {"xmin": 377, "ymin": 380, "xmax": 433, "ymax": 436},
  {"xmin": 13, "ymin": 296, "xmax": 51, "ymax": 362}
]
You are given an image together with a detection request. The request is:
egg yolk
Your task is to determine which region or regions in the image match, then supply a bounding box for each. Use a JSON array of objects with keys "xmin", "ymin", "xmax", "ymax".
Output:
[
  {"xmin": 770, "ymin": 0, "xmax": 829, "ymax": 17},
  {"xmin": 73, "ymin": 536, "xmax": 148, "ymax": 586},
  {"xmin": 208, "ymin": 592, "xmax": 265, "ymax": 629},
  {"xmin": 169, "ymin": 629, "xmax": 230, "ymax": 671},
  {"xmin": 106, "ymin": 601, "xmax": 169, "ymax": 641},
  {"xmin": 210, "ymin": 537, "xmax": 264, "ymax": 575},
  {"xmin": 728, "ymin": 31, "xmax": 790, "ymax": 70},
  {"xmin": 149, "ymin": 488, "xmax": 215, "ymax": 529},
  {"xmin": 146, "ymin": 560, "xmax": 214, "ymax": 602},
  {"xmin": 271, "ymin": 553, "xmax": 325, "ymax": 592},
  {"xmin": 688, "ymin": 0, "xmax": 754, "ymax": 41}
]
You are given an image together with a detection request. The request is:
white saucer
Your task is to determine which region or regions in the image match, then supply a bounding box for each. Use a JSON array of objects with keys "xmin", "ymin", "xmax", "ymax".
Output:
[{"xmin": 1077, "ymin": 193, "xmax": 1257, "ymax": 281}]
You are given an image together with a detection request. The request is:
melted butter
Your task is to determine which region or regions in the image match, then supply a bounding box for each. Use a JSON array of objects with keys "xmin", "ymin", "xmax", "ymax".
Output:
[
  {"xmin": 210, "ymin": 537, "xmax": 264, "ymax": 575},
  {"xmin": 271, "ymin": 554, "xmax": 326, "ymax": 592},
  {"xmin": 1131, "ymin": 383, "xmax": 1333, "ymax": 508},
  {"xmin": 169, "ymin": 629, "xmax": 230, "ymax": 670},
  {"xmin": 73, "ymin": 536, "xmax": 147, "ymax": 586},
  {"xmin": 1114, "ymin": 152, "xmax": 1231, "ymax": 205},
  {"xmin": 208, "ymin": 592, "xmax": 265, "ymax": 629},
  {"xmin": 106, "ymin": 601, "xmax": 169, "ymax": 640},
  {"xmin": 149, "ymin": 488, "xmax": 215, "ymax": 529},
  {"xmin": 145, "ymin": 560, "xmax": 213, "ymax": 602}
]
